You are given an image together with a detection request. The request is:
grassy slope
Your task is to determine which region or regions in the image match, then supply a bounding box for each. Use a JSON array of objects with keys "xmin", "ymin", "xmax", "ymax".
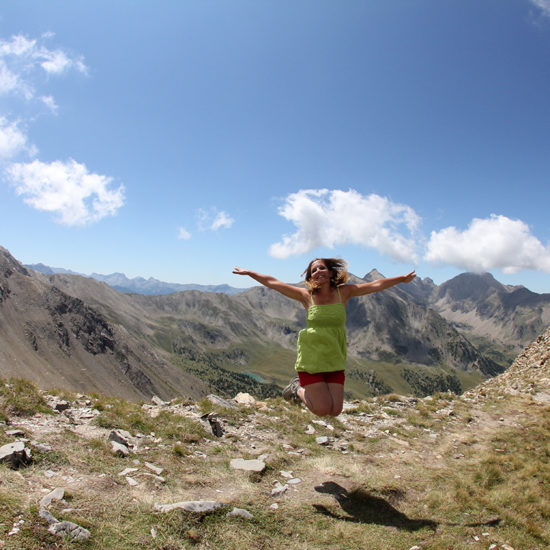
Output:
[
  {"xmin": 0, "ymin": 363, "xmax": 548, "ymax": 550},
  {"xmin": 173, "ymin": 340, "xmax": 488, "ymax": 401}
]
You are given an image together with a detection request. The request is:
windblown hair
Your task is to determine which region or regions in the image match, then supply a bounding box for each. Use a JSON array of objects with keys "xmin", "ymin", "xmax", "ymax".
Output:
[{"xmin": 302, "ymin": 258, "xmax": 349, "ymax": 291}]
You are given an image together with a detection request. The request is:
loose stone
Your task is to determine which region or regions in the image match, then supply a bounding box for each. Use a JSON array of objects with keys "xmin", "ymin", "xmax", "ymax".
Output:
[
  {"xmin": 226, "ymin": 507, "xmax": 254, "ymax": 519},
  {"xmin": 154, "ymin": 500, "xmax": 225, "ymax": 513},
  {"xmin": 111, "ymin": 441, "xmax": 130, "ymax": 457},
  {"xmin": 145, "ymin": 462, "xmax": 164, "ymax": 475},
  {"xmin": 230, "ymin": 458, "xmax": 266, "ymax": 472},
  {"xmin": 40, "ymin": 488, "xmax": 64, "ymax": 509},
  {"xmin": 48, "ymin": 521, "xmax": 91, "ymax": 541},
  {"xmin": 0, "ymin": 441, "xmax": 32, "ymax": 469}
]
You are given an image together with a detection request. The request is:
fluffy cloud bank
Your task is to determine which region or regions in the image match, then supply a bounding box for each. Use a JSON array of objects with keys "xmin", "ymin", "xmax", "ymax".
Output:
[
  {"xmin": 269, "ymin": 189, "xmax": 420, "ymax": 262},
  {"xmin": 7, "ymin": 159, "xmax": 125, "ymax": 226},
  {"xmin": 425, "ymin": 214, "xmax": 550, "ymax": 274},
  {"xmin": 269, "ymin": 190, "xmax": 549, "ymax": 276}
]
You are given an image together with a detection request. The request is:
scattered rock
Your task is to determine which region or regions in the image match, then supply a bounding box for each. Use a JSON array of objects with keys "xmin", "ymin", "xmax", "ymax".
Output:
[
  {"xmin": 200, "ymin": 412, "xmax": 225, "ymax": 437},
  {"xmin": 154, "ymin": 500, "xmax": 225, "ymax": 513},
  {"xmin": 109, "ymin": 429, "xmax": 136, "ymax": 449},
  {"xmin": 31, "ymin": 441, "xmax": 53, "ymax": 452},
  {"xmin": 111, "ymin": 441, "xmax": 130, "ymax": 457},
  {"xmin": 234, "ymin": 392, "xmax": 256, "ymax": 405},
  {"xmin": 48, "ymin": 398, "xmax": 71, "ymax": 412},
  {"xmin": 39, "ymin": 508, "xmax": 58, "ymax": 525},
  {"xmin": 126, "ymin": 476, "xmax": 138, "ymax": 486},
  {"xmin": 207, "ymin": 394, "xmax": 237, "ymax": 409},
  {"xmin": 39, "ymin": 488, "xmax": 64, "ymax": 509},
  {"xmin": 230, "ymin": 458, "xmax": 266, "ymax": 472},
  {"xmin": 0, "ymin": 441, "xmax": 32, "ymax": 469},
  {"xmin": 312, "ymin": 419, "xmax": 334, "ymax": 431},
  {"xmin": 271, "ymin": 481, "xmax": 288, "ymax": 497},
  {"xmin": 287, "ymin": 478, "xmax": 302, "ymax": 485},
  {"xmin": 226, "ymin": 507, "xmax": 254, "ymax": 519},
  {"xmin": 5, "ymin": 429, "xmax": 25, "ymax": 437},
  {"xmin": 144, "ymin": 462, "xmax": 164, "ymax": 475},
  {"xmin": 39, "ymin": 487, "xmax": 90, "ymax": 541},
  {"xmin": 151, "ymin": 395, "xmax": 168, "ymax": 406},
  {"xmin": 48, "ymin": 521, "xmax": 91, "ymax": 541},
  {"xmin": 315, "ymin": 436, "xmax": 329, "ymax": 446},
  {"xmin": 118, "ymin": 467, "xmax": 139, "ymax": 476},
  {"xmin": 142, "ymin": 472, "xmax": 166, "ymax": 483}
]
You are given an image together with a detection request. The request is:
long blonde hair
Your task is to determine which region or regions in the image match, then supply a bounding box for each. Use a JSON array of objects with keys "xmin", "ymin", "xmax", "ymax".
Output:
[{"xmin": 302, "ymin": 258, "xmax": 349, "ymax": 291}]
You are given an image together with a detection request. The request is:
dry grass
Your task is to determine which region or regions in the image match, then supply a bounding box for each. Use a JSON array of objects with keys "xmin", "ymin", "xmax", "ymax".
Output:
[{"xmin": 1, "ymin": 374, "xmax": 549, "ymax": 549}]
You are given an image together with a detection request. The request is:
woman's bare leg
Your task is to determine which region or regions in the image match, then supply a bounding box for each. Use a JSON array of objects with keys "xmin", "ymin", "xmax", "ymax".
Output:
[{"xmin": 298, "ymin": 382, "xmax": 344, "ymax": 417}]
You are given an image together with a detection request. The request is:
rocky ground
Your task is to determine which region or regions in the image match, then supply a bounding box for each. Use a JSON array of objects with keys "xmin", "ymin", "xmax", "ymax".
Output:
[{"xmin": 0, "ymin": 328, "xmax": 549, "ymax": 549}]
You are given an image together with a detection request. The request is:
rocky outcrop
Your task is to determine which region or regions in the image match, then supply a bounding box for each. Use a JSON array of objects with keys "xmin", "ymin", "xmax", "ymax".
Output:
[
  {"xmin": 465, "ymin": 326, "xmax": 550, "ymax": 400},
  {"xmin": 0, "ymin": 246, "xmax": 209, "ymax": 402}
]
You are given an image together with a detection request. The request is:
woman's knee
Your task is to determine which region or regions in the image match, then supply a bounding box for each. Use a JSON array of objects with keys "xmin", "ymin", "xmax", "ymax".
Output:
[{"xmin": 307, "ymin": 402, "xmax": 332, "ymax": 417}]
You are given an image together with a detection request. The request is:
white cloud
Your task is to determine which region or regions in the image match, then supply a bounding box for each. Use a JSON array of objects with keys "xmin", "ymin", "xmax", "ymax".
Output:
[
  {"xmin": 269, "ymin": 189, "xmax": 420, "ymax": 262},
  {"xmin": 197, "ymin": 208, "xmax": 235, "ymax": 231},
  {"xmin": 211, "ymin": 211, "xmax": 234, "ymax": 230},
  {"xmin": 40, "ymin": 95, "xmax": 58, "ymax": 114},
  {"xmin": 0, "ymin": 117, "xmax": 28, "ymax": 159},
  {"xmin": 531, "ymin": 0, "xmax": 550, "ymax": 17},
  {"xmin": 425, "ymin": 214, "xmax": 550, "ymax": 274},
  {"xmin": 7, "ymin": 159, "xmax": 125, "ymax": 226},
  {"xmin": 0, "ymin": 33, "xmax": 87, "ymax": 100},
  {"xmin": 178, "ymin": 227, "xmax": 192, "ymax": 240},
  {"xmin": 0, "ymin": 59, "xmax": 21, "ymax": 95}
]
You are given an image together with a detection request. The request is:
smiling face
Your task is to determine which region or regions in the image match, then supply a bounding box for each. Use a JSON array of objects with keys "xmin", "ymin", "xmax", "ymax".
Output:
[
  {"xmin": 310, "ymin": 260, "xmax": 331, "ymax": 284},
  {"xmin": 303, "ymin": 257, "xmax": 349, "ymax": 291},
  {"xmin": 306, "ymin": 259, "xmax": 334, "ymax": 290}
]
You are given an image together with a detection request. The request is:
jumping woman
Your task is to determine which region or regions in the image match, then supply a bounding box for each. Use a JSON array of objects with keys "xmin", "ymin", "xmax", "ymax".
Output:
[{"xmin": 233, "ymin": 259, "xmax": 416, "ymax": 417}]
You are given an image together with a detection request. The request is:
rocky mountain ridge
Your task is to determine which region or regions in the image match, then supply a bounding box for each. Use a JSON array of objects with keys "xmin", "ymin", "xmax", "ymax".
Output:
[
  {"xmin": 0, "ymin": 247, "xmax": 209, "ymax": 402},
  {"xmin": 2, "ymin": 245, "xmax": 547, "ymax": 401},
  {"xmin": 26, "ymin": 263, "xmax": 247, "ymax": 296},
  {"xmin": 29, "ymin": 260, "xmax": 550, "ymax": 358}
]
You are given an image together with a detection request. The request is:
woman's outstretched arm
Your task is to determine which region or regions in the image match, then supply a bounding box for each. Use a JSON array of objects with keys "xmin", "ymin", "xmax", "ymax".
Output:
[
  {"xmin": 340, "ymin": 271, "xmax": 416, "ymax": 302},
  {"xmin": 233, "ymin": 267, "xmax": 309, "ymax": 306}
]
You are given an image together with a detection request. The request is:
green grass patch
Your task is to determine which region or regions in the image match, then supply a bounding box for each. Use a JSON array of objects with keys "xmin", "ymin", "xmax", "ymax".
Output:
[{"xmin": 0, "ymin": 377, "xmax": 51, "ymax": 418}]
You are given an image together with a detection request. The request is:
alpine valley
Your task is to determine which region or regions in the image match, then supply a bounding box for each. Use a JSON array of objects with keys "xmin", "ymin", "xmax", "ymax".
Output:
[{"xmin": 1, "ymin": 246, "xmax": 549, "ymax": 402}]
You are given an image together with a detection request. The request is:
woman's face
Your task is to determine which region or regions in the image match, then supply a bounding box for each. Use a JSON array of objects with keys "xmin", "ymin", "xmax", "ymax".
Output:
[{"xmin": 310, "ymin": 260, "xmax": 331, "ymax": 285}]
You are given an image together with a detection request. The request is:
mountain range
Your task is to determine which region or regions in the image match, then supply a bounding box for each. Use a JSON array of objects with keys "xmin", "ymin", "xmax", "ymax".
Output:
[
  {"xmin": 25, "ymin": 263, "xmax": 247, "ymax": 296},
  {"xmin": 2, "ymin": 245, "xmax": 548, "ymax": 401}
]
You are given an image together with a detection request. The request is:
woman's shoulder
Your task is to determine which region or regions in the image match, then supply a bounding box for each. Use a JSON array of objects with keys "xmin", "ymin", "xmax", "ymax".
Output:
[{"xmin": 337, "ymin": 283, "xmax": 353, "ymax": 300}]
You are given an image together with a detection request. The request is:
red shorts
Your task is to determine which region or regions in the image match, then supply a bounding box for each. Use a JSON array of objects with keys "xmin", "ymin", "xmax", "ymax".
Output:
[{"xmin": 298, "ymin": 370, "xmax": 345, "ymax": 386}]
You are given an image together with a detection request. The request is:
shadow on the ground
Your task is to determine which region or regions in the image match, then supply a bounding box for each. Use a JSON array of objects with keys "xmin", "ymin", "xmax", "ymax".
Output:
[
  {"xmin": 314, "ymin": 482, "xmax": 502, "ymax": 531},
  {"xmin": 313, "ymin": 481, "xmax": 437, "ymax": 532}
]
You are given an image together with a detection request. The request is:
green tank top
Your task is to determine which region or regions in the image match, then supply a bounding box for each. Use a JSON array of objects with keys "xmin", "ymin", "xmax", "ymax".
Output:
[{"xmin": 295, "ymin": 287, "xmax": 347, "ymax": 374}]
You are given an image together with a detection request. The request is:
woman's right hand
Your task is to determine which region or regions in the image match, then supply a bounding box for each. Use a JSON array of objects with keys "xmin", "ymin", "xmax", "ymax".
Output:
[{"xmin": 232, "ymin": 267, "xmax": 251, "ymax": 276}]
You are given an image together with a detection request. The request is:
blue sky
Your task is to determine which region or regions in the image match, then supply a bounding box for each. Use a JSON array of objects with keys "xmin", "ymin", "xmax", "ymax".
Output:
[{"xmin": 1, "ymin": 1, "xmax": 550, "ymax": 292}]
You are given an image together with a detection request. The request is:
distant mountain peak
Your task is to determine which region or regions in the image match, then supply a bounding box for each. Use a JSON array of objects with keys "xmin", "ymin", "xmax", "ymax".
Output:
[{"xmin": 363, "ymin": 268, "xmax": 384, "ymax": 281}]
